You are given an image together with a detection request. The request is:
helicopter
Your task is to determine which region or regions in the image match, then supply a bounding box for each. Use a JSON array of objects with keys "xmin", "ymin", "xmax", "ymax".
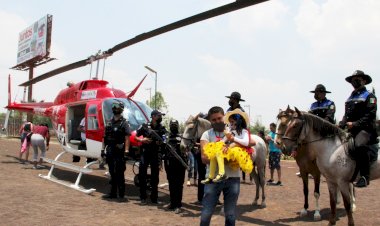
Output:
[{"xmin": 4, "ymin": 0, "xmax": 269, "ymax": 194}]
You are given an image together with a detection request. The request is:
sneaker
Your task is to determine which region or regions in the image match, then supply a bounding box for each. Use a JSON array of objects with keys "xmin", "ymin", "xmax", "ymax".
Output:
[
  {"xmin": 266, "ymin": 179, "xmax": 274, "ymax": 183},
  {"xmin": 140, "ymin": 199, "xmax": 147, "ymax": 205},
  {"xmin": 296, "ymin": 172, "xmax": 301, "ymax": 177},
  {"xmin": 102, "ymin": 194, "xmax": 117, "ymax": 199},
  {"xmin": 201, "ymin": 178, "xmax": 213, "ymax": 184},
  {"xmin": 354, "ymin": 176, "xmax": 369, "ymax": 188},
  {"xmin": 174, "ymin": 207, "xmax": 182, "ymax": 214},
  {"xmin": 186, "ymin": 180, "xmax": 191, "ymax": 186},
  {"xmin": 212, "ymin": 174, "xmax": 228, "ymax": 183},
  {"xmin": 151, "ymin": 200, "xmax": 163, "ymax": 205},
  {"xmin": 275, "ymin": 181, "xmax": 282, "ymax": 186}
]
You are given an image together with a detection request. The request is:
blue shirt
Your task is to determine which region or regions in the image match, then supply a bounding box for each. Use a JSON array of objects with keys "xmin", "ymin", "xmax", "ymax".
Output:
[{"xmin": 268, "ymin": 131, "xmax": 281, "ymax": 153}]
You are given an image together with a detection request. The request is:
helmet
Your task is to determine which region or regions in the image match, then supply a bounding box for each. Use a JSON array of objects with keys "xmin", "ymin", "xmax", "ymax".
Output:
[
  {"xmin": 169, "ymin": 119, "xmax": 179, "ymax": 127},
  {"xmin": 112, "ymin": 101, "xmax": 124, "ymax": 110}
]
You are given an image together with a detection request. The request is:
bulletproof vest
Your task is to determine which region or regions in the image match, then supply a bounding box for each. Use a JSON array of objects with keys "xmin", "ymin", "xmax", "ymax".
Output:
[
  {"xmin": 104, "ymin": 117, "xmax": 127, "ymax": 146},
  {"xmin": 310, "ymin": 99, "xmax": 334, "ymax": 122},
  {"xmin": 167, "ymin": 133, "xmax": 182, "ymax": 157}
]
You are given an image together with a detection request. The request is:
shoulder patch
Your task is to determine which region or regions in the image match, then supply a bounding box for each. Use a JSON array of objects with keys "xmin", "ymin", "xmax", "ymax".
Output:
[
  {"xmin": 330, "ymin": 105, "xmax": 335, "ymax": 109},
  {"xmin": 369, "ymin": 98, "xmax": 376, "ymax": 104}
]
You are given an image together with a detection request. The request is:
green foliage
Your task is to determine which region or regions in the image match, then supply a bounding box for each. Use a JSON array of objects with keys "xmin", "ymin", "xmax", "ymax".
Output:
[
  {"xmin": 248, "ymin": 119, "xmax": 268, "ymax": 135},
  {"xmin": 146, "ymin": 91, "xmax": 168, "ymax": 111}
]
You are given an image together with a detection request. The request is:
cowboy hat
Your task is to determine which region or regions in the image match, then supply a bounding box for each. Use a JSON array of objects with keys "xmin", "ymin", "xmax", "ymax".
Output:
[
  {"xmin": 225, "ymin": 91, "xmax": 245, "ymax": 102},
  {"xmin": 310, "ymin": 84, "xmax": 331, "ymax": 93},
  {"xmin": 345, "ymin": 70, "xmax": 372, "ymax": 85},
  {"xmin": 224, "ymin": 108, "xmax": 250, "ymax": 126}
]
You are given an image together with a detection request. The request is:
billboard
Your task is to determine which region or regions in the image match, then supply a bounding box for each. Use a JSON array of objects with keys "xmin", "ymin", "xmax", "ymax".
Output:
[{"xmin": 16, "ymin": 15, "xmax": 52, "ymax": 65}]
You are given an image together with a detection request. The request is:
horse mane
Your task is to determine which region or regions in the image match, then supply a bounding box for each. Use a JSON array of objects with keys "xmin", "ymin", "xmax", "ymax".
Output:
[{"xmin": 301, "ymin": 112, "xmax": 347, "ymax": 141}]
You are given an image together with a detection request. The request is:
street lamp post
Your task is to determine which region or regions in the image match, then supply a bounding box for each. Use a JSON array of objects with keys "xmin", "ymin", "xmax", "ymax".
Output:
[
  {"xmin": 144, "ymin": 66, "xmax": 157, "ymax": 110},
  {"xmin": 244, "ymin": 105, "xmax": 251, "ymax": 123},
  {"xmin": 146, "ymin": 87, "xmax": 152, "ymax": 105}
]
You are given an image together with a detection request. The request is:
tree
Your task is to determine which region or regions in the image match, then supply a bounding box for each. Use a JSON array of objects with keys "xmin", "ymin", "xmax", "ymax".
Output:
[
  {"xmin": 146, "ymin": 91, "xmax": 168, "ymax": 111},
  {"xmin": 248, "ymin": 119, "xmax": 268, "ymax": 135}
]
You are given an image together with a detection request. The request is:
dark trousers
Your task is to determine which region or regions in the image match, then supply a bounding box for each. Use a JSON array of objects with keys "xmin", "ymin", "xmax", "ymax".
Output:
[
  {"xmin": 139, "ymin": 151, "xmax": 160, "ymax": 201},
  {"xmin": 165, "ymin": 158, "xmax": 186, "ymax": 208},
  {"xmin": 196, "ymin": 151, "xmax": 206, "ymax": 202},
  {"xmin": 106, "ymin": 152, "xmax": 126, "ymax": 197},
  {"xmin": 355, "ymin": 146, "xmax": 371, "ymax": 180}
]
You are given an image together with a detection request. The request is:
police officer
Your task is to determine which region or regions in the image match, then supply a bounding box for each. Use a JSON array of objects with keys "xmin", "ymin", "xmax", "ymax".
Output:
[
  {"xmin": 309, "ymin": 84, "xmax": 336, "ymax": 124},
  {"xmin": 102, "ymin": 101, "xmax": 131, "ymax": 202},
  {"xmin": 226, "ymin": 91, "xmax": 245, "ymax": 112},
  {"xmin": 163, "ymin": 119, "xmax": 187, "ymax": 214},
  {"xmin": 136, "ymin": 109, "xmax": 167, "ymax": 204},
  {"xmin": 339, "ymin": 70, "xmax": 378, "ymax": 187}
]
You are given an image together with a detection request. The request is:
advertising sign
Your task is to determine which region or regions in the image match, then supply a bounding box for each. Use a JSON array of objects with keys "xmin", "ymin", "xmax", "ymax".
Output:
[{"xmin": 17, "ymin": 15, "xmax": 50, "ymax": 65}]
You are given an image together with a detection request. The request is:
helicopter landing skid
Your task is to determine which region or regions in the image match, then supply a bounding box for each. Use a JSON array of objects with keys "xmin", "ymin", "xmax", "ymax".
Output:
[{"xmin": 39, "ymin": 151, "xmax": 96, "ymax": 194}]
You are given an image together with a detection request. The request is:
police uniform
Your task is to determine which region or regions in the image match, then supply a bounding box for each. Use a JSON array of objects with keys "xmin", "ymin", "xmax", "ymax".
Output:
[
  {"xmin": 339, "ymin": 70, "xmax": 378, "ymax": 187},
  {"xmin": 104, "ymin": 113, "xmax": 131, "ymax": 199},
  {"xmin": 137, "ymin": 111, "xmax": 167, "ymax": 203},
  {"xmin": 309, "ymin": 84, "xmax": 336, "ymax": 124},
  {"xmin": 164, "ymin": 120, "xmax": 186, "ymax": 212}
]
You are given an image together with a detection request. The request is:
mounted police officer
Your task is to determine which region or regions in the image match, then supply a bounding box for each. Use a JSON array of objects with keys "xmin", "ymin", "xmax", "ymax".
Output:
[
  {"xmin": 339, "ymin": 70, "xmax": 378, "ymax": 188},
  {"xmin": 136, "ymin": 109, "xmax": 167, "ymax": 204},
  {"xmin": 309, "ymin": 84, "xmax": 336, "ymax": 124},
  {"xmin": 226, "ymin": 91, "xmax": 245, "ymax": 112},
  {"xmin": 102, "ymin": 101, "xmax": 131, "ymax": 202},
  {"xmin": 164, "ymin": 119, "xmax": 187, "ymax": 214}
]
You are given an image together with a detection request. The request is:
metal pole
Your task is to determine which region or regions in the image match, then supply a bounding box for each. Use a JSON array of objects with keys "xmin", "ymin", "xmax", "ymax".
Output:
[
  {"xmin": 27, "ymin": 65, "xmax": 34, "ymax": 122},
  {"xmin": 146, "ymin": 88, "xmax": 152, "ymax": 105},
  {"xmin": 144, "ymin": 66, "xmax": 158, "ymax": 110},
  {"xmin": 244, "ymin": 105, "xmax": 251, "ymax": 123}
]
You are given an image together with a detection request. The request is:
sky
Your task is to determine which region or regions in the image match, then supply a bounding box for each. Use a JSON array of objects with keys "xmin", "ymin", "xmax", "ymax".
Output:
[{"xmin": 0, "ymin": 0, "xmax": 379, "ymax": 127}]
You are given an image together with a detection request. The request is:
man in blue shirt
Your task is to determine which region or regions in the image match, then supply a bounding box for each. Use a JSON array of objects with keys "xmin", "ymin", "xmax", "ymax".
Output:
[
  {"xmin": 266, "ymin": 123, "xmax": 282, "ymax": 186},
  {"xmin": 309, "ymin": 84, "xmax": 336, "ymax": 124}
]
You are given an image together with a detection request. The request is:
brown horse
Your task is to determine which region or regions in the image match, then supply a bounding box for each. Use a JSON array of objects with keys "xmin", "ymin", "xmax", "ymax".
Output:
[
  {"xmin": 275, "ymin": 106, "xmax": 323, "ymax": 220},
  {"xmin": 282, "ymin": 108, "xmax": 380, "ymax": 226}
]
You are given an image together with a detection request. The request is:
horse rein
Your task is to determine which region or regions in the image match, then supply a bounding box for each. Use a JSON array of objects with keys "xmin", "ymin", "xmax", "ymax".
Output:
[{"xmin": 181, "ymin": 119, "xmax": 199, "ymax": 149}]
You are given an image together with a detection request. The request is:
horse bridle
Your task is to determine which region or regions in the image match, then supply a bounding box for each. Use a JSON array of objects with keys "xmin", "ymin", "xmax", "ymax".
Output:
[
  {"xmin": 282, "ymin": 117, "xmax": 335, "ymax": 145},
  {"xmin": 181, "ymin": 119, "xmax": 200, "ymax": 149}
]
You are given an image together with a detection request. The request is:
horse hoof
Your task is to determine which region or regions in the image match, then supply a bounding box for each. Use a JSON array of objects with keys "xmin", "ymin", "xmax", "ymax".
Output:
[
  {"xmin": 261, "ymin": 202, "xmax": 266, "ymax": 208},
  {"xmin": 352, "ymin": 203, "xmax": 357, "ymax": 212},
  {"xmin": 314, "ymin": 212, "xmax": 321, "ymax": 221},
  {"xmin": 300, "ymin": 209, "xmax": 307, "ymax": 217},
  {"xmin": 252, "ymin": 200, "xmax": 258, "ymax": 206}
]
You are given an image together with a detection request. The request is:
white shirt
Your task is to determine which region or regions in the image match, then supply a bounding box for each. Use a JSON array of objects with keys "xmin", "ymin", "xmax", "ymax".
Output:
[
  {"xmin": 201, "ymin": 129, "xmax": 240, "ymax": 178},
  {"xmin": 80, "ymin": 118, "xmax": 86, "ymax": 141}
]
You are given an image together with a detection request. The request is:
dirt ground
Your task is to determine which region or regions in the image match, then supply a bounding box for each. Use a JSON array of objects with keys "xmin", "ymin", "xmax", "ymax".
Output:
[{"xmin": 0, "ymin": 138, "xmax": 379, "ymax": 226}]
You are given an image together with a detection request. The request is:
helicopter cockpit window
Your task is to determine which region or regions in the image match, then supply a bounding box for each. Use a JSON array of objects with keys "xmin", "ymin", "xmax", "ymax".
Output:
[
  {"xmin": 102, "ymin": 98, "xmax": 152, "ymax": 131},
  {"xmin": 87, "ymin": 105, "xmax": 99, "ymax": 130}
]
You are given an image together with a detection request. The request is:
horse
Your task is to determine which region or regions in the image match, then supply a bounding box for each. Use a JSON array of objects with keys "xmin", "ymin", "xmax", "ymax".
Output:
[
  {"xmin": 275, "ymin": 106, "xmax": 323, "ymax": 220},
  {"xmin": 281, "ymin": 107, "xmax": 380, "ymax": 226},
  {"xmin": 180, "ymin": 114, "xmax": 268, "ymax": 207}
]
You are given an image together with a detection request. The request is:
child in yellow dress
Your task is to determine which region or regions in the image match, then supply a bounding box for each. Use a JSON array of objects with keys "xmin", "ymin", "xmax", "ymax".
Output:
[{"xmin": 201, "ymin": 109, "xmax": 254, "ymax": 184}]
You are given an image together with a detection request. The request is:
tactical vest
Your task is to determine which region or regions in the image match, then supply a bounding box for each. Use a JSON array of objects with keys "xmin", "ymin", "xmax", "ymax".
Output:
[
  {"xmin": 345, "ymin": 90, "xmax": 371, "ymax": 122},
  {"xmin": 104, "ymin": 117, "xmax": 127, "ymax": 147}
]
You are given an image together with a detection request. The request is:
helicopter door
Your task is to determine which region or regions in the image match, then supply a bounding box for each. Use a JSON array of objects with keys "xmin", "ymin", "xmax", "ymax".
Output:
[{"xmin": 85, "ymin": 101, "xmax": 103, "ymax": 155}]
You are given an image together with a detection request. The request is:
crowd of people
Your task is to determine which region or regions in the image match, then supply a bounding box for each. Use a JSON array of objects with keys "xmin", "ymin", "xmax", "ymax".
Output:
[{"xmin": 14, "ymin": 69, "xmax": 377, "ymax": 226}]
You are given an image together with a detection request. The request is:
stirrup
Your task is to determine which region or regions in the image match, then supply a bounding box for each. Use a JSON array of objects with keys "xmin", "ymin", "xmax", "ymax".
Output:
[
  {"xmin": 212, "ymin": 174, "xmax": 228, "ymax": 183},
  {"xmin": 201, "ymin": 178, "xmax": 213, "ymax": 184}
]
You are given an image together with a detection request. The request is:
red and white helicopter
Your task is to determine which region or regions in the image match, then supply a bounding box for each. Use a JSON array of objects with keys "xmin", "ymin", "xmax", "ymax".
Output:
[{"xmin": 4, "ymin": 0, "xmax": 268, "ymax": 194}]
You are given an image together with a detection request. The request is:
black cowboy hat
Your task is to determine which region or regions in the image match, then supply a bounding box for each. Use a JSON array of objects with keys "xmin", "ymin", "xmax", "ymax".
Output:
[
  {"xmin": 345, "ymin": 70, "xmax": 372, "ymax": 85},
  {"xmin": 310, "ymin": 84, "xmax": 331, "ymax": 93},
  {"xmin": 225, "ymin": 91, "xmax": 245, "ymax": 102}
]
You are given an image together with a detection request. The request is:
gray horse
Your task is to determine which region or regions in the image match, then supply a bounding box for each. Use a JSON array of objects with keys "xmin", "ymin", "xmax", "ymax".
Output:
[
  {"xmin": 282, "ymin": 108, "xmax": 380, "ymax": 226},
  {"xmin": 180, "ymin": 114, "xmax": 268, "ymax": 207}
]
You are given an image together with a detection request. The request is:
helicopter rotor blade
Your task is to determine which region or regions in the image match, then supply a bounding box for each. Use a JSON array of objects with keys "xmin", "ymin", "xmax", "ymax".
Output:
[
  {"xmin": 19, "ymin": 59, "xmax": 88, "ymax": 86},
  {"xmin": 19, "ymin": 0, "xmax": 269, "ymax": 86},
  {"xmin": 106, "ymin": 0, "xmax": 269, "ymax": 54}
]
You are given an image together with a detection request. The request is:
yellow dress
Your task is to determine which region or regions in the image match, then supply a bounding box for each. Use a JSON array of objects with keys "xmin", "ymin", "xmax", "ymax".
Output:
[{"xmin": 203, "ymin": 141, "xmax": 254, "ymax": 174}]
